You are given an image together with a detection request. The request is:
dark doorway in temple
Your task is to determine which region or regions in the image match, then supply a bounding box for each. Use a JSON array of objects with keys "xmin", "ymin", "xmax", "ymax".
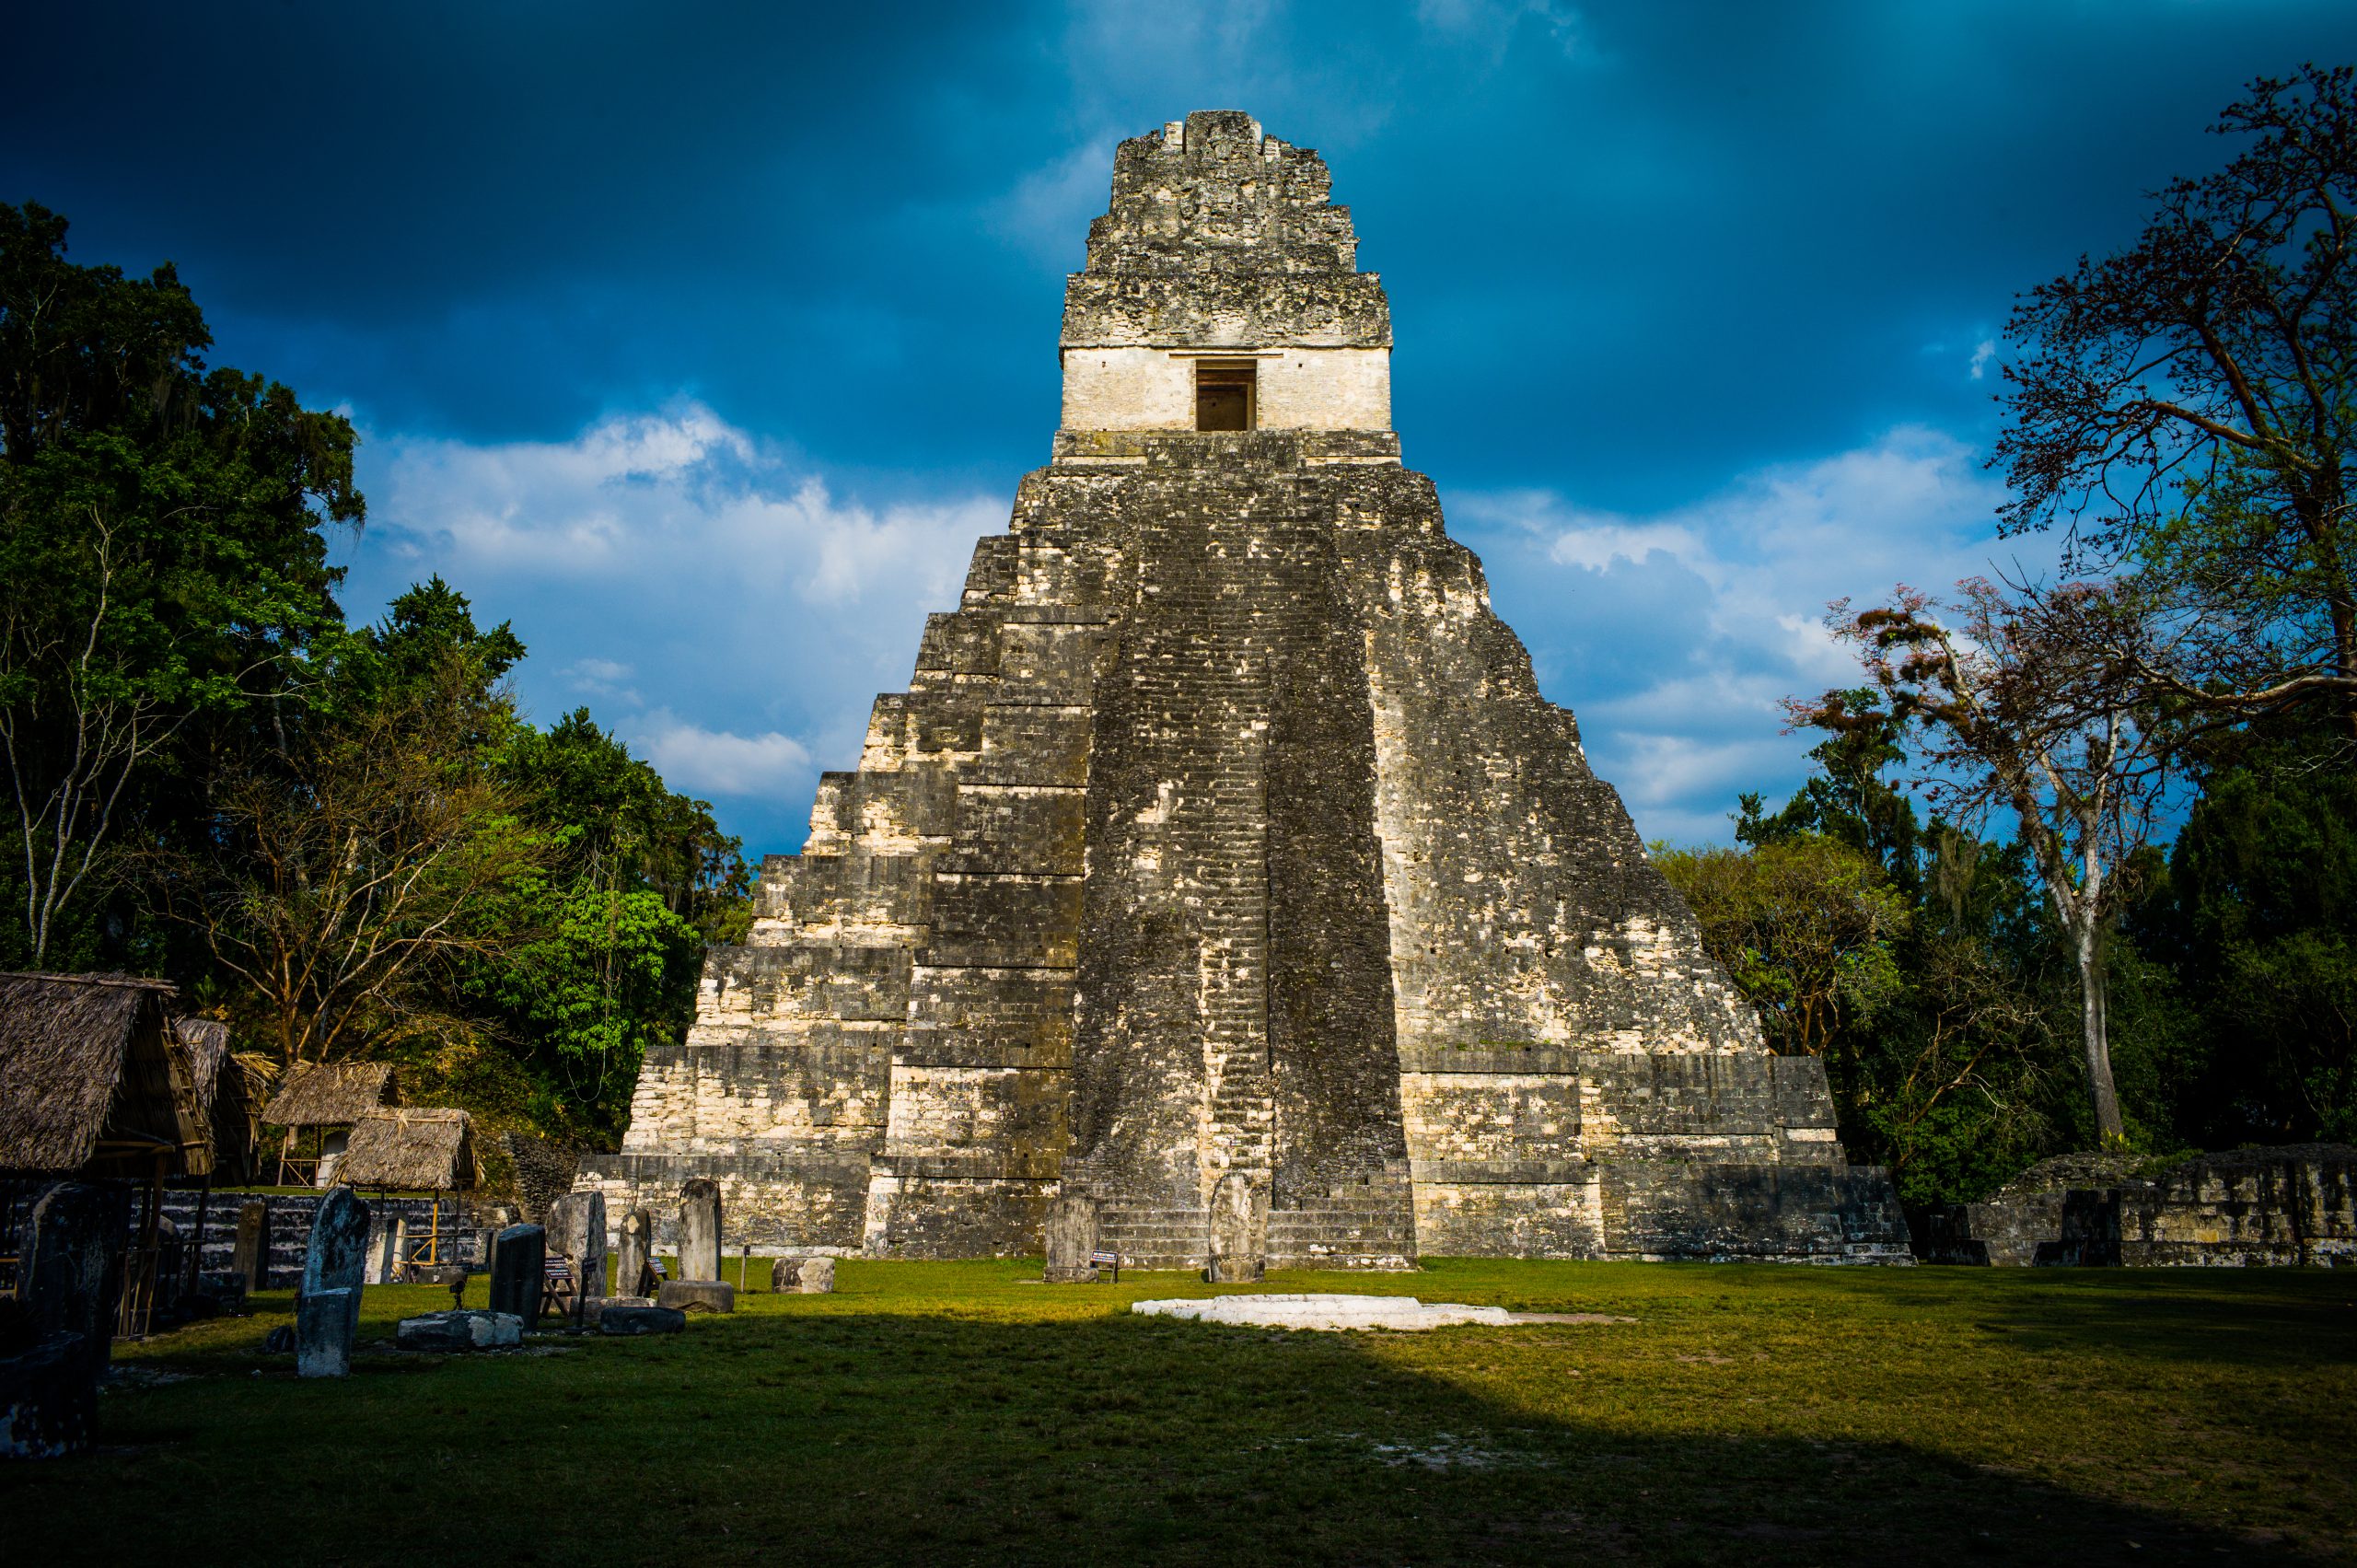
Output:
[{"xmin": 1196, "ymin": 362, "xmax": 1255, "ymax": 430}]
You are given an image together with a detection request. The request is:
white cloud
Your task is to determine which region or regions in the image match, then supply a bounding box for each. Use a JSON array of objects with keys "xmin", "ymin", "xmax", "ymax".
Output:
[
  {"xmin": 343, "ymin": 401, "xmax": 1004, "ymax": 846},
  {"xmin": 630, "ymin": 709, "xmax": 814, "ymax": 799},
  {"xmin": 1450, "ymin": 425, "xmax": 2054, "ymax": 843},
  {"xmin": 991, "ymin": 138, "xmax": 1118, "ymax": 265},
  {"xmin": 563, "ymin": 656, "xmax": 639, "ymax": 704},
  {"xmin": 1968, "ymin": 338, "xmax": 1997, "ymax": 380}
]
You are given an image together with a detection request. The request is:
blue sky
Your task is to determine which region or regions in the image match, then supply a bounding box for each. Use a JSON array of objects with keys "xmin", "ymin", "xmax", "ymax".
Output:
[{"xmin": 7, "ymin": 1, "xmax": 2353, "ymax": 851}]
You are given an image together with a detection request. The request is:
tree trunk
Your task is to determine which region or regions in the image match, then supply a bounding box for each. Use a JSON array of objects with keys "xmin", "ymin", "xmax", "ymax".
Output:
[{"xmin": 2074, "ymin": 924, "xmax": 2124, "ymax": 1143}]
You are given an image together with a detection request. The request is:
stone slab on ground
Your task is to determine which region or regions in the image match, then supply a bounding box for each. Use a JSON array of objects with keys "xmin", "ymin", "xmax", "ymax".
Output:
[
  {"xmin": 1132, "ymin": 1295, "xmax": 1517, "ymax": 1331},
  {"xmin": 394, "ymin": 1310, "xmax": 523, "ymax": 1352},
  {"xmin": 598, "ymin": 1305, "xmax": 686, "ymax": 1335},
  {"xmin": 581, "ymin": 1295, "xmax": 651, "ymax": 1329},
  {"xmin": 656, "ymin": 1280, "xmax": 735, "ymax": 1314}
]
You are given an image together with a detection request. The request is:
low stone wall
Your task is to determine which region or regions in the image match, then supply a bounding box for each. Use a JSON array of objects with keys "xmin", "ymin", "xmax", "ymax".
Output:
[
  {"xmin": 157, "ymin": 1189, "xmax": 490, "ymax": 1287},
  {"xmin": 1910, "ymin": 1144, "xmax": 2355, "ymax": 1267}
]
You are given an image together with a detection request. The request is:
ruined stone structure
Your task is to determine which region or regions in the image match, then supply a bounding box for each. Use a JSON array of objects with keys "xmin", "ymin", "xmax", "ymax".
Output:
[
  {"xmin": 580, "ymin": 111, "xmax": 1910, "ymax": 1267},
  {"xmin": 1914, "ymin": 1144, "xmax": 2355, "ymax": 1267}
]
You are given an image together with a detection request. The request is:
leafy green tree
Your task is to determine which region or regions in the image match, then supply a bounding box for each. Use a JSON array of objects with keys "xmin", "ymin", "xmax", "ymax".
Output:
[
  {"xmin": 477, "ymin": 706, "xmax": 749, "ymax": 1134},
  {"xmin": 1655, "ymin": 834, "xmax": 1910, "ymax": 1061},
  {"xmin": 148, "ymin": 635, "xmax": 546, "ymax": 1069},
  {"xmin": 504, "ymin": 708, "xmax": 751, "ymax": 942},
  {"xmin": 2142, "ymin": 729, "xmax": 2357, "ymax": 1142},
  {"xmin": 1736, "ymin": 693, "xmax": 1923, "ymax": 900},
  {"xmin": 0, "ymin": 202, "xmax": 358, "ymax": 963}
]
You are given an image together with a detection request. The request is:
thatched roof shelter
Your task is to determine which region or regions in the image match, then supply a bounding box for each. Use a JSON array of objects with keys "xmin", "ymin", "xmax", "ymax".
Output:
[
  {"xmin": 169, "ymin": 1018, "xmax": 278, "ymax": 1184},
  {"xmin": 175, "ymin": 1018, "xmax": 228, "ymax": 1112},
  {"xmin": 0, "ymin": 971, "xmax": 210, "ymax": 1178},
  {"xmin": 338, "ymin": 1108, "xmax": 477, "ymax": 1191},
  {"xmin": 261, "ymin": 1061, "xmax": 395, "ymax": 1128}
]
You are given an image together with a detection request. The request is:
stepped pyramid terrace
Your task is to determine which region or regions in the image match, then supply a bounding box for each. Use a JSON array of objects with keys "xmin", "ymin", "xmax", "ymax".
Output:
[{"xmin": 578, "ymin": 111, "xmax": 1911, "ymax": 1268}]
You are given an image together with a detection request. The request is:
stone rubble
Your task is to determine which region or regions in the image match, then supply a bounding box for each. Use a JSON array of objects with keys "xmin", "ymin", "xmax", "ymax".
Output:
[{"xmin": 394, "ymin": 1310, "xmax": 523, "ymax": 1352}]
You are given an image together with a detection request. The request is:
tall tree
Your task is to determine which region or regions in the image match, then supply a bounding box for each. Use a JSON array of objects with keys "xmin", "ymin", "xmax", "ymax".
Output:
[
  {"xmin": 1995, "ymin": 64, "xmax": 2357, "ymax": 744},
  {"xmin": 148, "ymin": 588, "xmax": 543, "ymax": 1069},
  {"xmin": 0, "ymin": 202, "xmax": 358, "ymax": 963},
  {"xmin": 1803, "ymin": 579, "xmax": 2176, "ymax": 1143}
]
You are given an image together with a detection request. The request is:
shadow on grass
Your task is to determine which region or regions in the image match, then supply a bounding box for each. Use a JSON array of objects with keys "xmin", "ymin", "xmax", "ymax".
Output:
[
  {"xmin": 1948, "ymin": 1269, "xmax": 2357, "ymax": 1370},
  {"xmin": 0, "ymin": 1278, "xmax": 2341, "ymax": 1568}
]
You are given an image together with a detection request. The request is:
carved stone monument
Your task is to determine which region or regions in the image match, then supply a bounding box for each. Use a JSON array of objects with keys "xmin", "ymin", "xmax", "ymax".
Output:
[
  {"xmin": 7, "ymin": 1181, "xmax": 129, "ymax": 1450},
  {"xmin": 486, "ymin": 1223, "xmax": 546, "ymax": 1329},
  {"xmin": 1205, "ymin": 1173, "xmax": 1266, "ymax": 1284},
  {"xmin": 231, "ymin": 1200, "xmax": 269, "ymax": 1293},
  {"xmin": 296, "ymin": 1186, "xmax": 369, "ymax": 1377},
  {"xmin": 678, "ymin": 1179, "xmax": 721, "ymax": 1282},
  {"xmin": 1042, "ymin": 1196, "xmax": 1100, "ymax": 1283},
  {"xmin": 613, "ymin": 1207, "xmax": 656, "ymax": 1297},
  {"xmin": 543, "ymin": 1191, "xmax": 609, "ymax": 1314},
  {"xmin": 21, "ymin": 1182, "xmax": 128, "ymax": 1385},
  {"xmin": 579, "ymin": 110, "xmax": 1913, "ymax": 1269},
  {"xmin": 770, "ymin": 1257, "xmax": 835, "ymax": 1294}
]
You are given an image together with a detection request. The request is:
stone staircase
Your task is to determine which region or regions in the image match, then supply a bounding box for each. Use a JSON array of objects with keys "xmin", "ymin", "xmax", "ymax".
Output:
[
  {"xmin": 1267, "ymin": 1164, "xmax": 1417, "ymax": 1270},
  {"xmin": 1204, "ymin": 1048, "xmax": 1275, "ymax": 1185},
  {"xmin": 1094, "ymin": 1204, "xmax": 1214, "ymax": 1271}
]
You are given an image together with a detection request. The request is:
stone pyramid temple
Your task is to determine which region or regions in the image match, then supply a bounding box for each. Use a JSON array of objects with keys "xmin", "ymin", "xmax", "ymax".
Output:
[{"xmin": 580, "ymin": 111, "xmax": 1910, "ymax": 1267}]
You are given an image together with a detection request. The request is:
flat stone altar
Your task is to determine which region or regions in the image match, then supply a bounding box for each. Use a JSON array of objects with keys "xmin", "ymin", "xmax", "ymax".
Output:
[
  {"xmin": 580, "ymin": 110, "xmax": 1912, "ymax": 1270},
  {"xmin": 1133, "ymin": 1295, "xmax": 1515, "ymax": 1331}
]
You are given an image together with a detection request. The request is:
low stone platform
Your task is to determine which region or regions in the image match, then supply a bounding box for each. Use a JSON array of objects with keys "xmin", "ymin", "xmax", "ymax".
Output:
[{"xmin": 1132, "ymin": 1295, "xmax": 1517, "ymax": 1331}]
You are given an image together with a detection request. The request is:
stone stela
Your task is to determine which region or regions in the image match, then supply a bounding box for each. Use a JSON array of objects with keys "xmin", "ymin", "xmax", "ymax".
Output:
[{"xmin": 577, "ymin": 110, "xmax": 1912, "ymax": 1269}]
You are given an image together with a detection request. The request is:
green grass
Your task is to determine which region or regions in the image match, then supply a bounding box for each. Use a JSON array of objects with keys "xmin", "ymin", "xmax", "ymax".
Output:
[{"xmin": 7, "ymin": 1260, "xmax": 2351, "ymax": 1566}]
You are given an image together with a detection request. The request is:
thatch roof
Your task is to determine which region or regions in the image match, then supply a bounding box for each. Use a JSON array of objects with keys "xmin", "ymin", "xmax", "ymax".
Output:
[
  {"xmin": 175, "ymin": 1017, "xmax": 229, "ymax": 1113},
  {"xmin": 338, "ymin": 1107, "xmax": 476, "ymax": 1191},
  {"xmin": 0, "ymin": 971, "xmax": 210, "ymax": 1176},
  {"xmin": 205, "ymin": 1051, "xmax": 278, "ymax": 1185},
  {"xmin": 261, "ymin": 1061, "xmax": 395, "ymax": 1127}
]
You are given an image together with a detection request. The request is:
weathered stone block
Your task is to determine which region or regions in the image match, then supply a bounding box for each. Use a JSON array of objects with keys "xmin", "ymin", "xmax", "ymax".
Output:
[
  {"xmin": 296, "ymin": 1287, "xmax": 356, "ymax": 1377},
  {"xmin": 486, "ymin": 1224, "xmax": 545, "ymax": 1325},
  {"xmin": 1042, "ymin": 1195, "xmax": 1099, "ymax": 1283},
  {"xmin": 232, "ymin": 1200, "xmax": 269, "ymax": 1293},
  {"xmin": 678, "ymin": 1179, "xmax": 722, "ymax": 1281},
  {"xmin": 22, "ymin": 1182, "xmax": 129, "ymax": 1388},
  {"xmin": 614, "ymin": 1207, "xmax": 656, "ymax": 1297},
  {"xmin": 770, "ymin": 1257, "xmax": 835, "ymax": 1293},
  {"xmin": 543, "ymin": 1191, "xmax": 608, "ymax": 1312},
  {"xmin": 656, "ymin": 1280, "xmax": 736, "ymax": 1314},
  {"xmin": 598, "ymin": 1305, "xmax": 686, "ymax": 1336}
]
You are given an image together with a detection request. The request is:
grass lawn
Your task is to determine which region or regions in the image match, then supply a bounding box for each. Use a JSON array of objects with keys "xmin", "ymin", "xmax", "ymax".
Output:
[{"xmin": 6, "ymin": 1259, "xmax": 2351, "ymax": 1566}]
